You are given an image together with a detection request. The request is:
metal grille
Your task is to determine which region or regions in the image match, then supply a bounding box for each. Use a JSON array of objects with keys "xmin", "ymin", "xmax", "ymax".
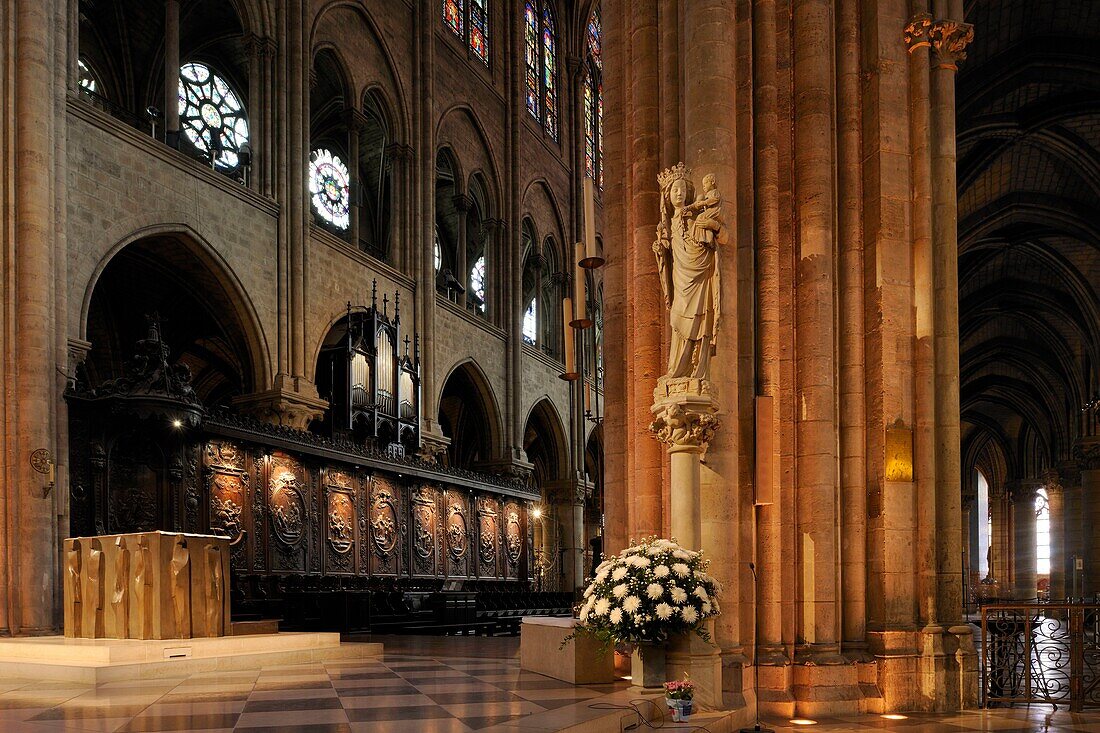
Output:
[{"xmin": 980, "ymin": 604, "xmax": 1100, "ymax": 711}]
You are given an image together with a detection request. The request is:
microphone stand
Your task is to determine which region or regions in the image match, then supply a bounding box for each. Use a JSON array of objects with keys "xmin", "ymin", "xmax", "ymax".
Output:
[{"xmin": 739, "ymin": 561, "xmax": 773, "ymax": 733}]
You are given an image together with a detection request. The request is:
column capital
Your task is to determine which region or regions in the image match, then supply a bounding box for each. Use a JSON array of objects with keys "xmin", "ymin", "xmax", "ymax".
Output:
[
  {"xmin": 1008, "ymin": 480, "xmax": 1041, "ymax": 503},
  {"xmin": 650, "ymin": 379, "xmax": 720, "ymax": 454},
  {"xmin": 1041, "ymin": 468, "xmax": 1064, "ymax": 493},
  {"xmin": 344, "ymin": 108, "xmax": 369, "ymax": 132},
  {"xmin": 903, "ymin": 12, "xmax": 934, "ymax": 53},
  {"xmin": 385, "ymin": 142, "xmax": 414, "ymax": 163},
  {"xmin": 247, "ymin": 34, "xmax": 277, "ymax": 59},
  {"xmin": 930, "ymin": 20, "xmax": 975, "ymax": 71},
  {"xmin": 1073, "ymin": 437, "xmax": 1100, "ymax": 470},
  {"xmin": 452, "ymin": 193, "xmax": 474, "ymax": 213}
]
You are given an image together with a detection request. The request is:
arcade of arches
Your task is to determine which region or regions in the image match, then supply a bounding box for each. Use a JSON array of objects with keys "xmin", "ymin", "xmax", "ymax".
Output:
[{"xmin": 0, "ymin": 0, "xmax": 1096, "ymax": 722}]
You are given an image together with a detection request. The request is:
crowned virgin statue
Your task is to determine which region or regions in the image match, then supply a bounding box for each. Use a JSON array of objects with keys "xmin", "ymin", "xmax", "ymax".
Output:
[{"xmin": 653, "ymin": 164, "xmax": 723, "ymax": 380}]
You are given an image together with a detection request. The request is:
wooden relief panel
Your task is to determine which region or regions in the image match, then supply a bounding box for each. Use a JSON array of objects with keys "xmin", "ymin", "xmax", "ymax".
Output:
[
  {"xmin": 477, "ymin": 496, "xmax": 500, "ymax": 578},
  {"xmin": 250, "ymin": 450, "xmax": 266, "ymax": 572},
  {"xmin": 444, "ymin": 491, "xmax": 470, "ymax": 578},
  {"xmin": 324, "ymin": 469, "xmax": 356, "ymax": 575},
  {"xmin": 268, "ymin": 452, "xmax": 308, "ymax": 573},
  {"xmin": 204, "ymin": 441, "xmax": 249, "ymax": 571},
  {"xmin": 411, "ymin": 486, "xmax": 439, "ymax": 577},
  {"xmin": 107, "ymin": 430, "xmax": 163, "ymax": 533},
  {"xmin": 368, "ymin": 476, "xmax": 400, "ymax": 575},
  {"xmin": 504, "ymin": 501, "xmax": 523, "ymax": 580}
]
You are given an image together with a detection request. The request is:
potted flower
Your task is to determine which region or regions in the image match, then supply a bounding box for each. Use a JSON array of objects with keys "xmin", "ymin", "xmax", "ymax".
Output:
[
  {"xmin": 664, "ymin": 676, "xmax": 695, "ymax": 722},
  {"xmin": 565, "ymin": 537, "xmax": 722, "ymax": 689}
]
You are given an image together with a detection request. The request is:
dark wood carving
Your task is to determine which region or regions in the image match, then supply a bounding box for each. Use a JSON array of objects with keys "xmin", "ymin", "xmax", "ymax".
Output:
[
  {"xmin": 324, "ymin": 469, "xmax": 356, "ymax": 575},
  {"xmin": 368, "ymin": 476, "xmax": 400, "ymax": 575},
  {"xmin": 477, "ymin": 496, "xmax": 500, "ymax": 578},
  {"xmin": 444, "ymin": 491, "xmax": 469, "ymax": 578},
  {"xmin": 411, "ymin": 486, "xmax": 438, "ymax": 577},
  {"xmin": 504, "ymin": 501, "xmax": 522, "ymax": 580},
  {"xmin": 268, "ymin": 452, "xmax": 308, "ymax": 573},
  {"xmin": 107, "ymin": 430, "xmax": 163, "ymax": 533}
]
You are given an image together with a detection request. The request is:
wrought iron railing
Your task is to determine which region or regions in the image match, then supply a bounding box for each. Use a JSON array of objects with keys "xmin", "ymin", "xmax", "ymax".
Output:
[{"xmin": 979, "ymin": 603, "xmax": 1100, "ymax": 711}]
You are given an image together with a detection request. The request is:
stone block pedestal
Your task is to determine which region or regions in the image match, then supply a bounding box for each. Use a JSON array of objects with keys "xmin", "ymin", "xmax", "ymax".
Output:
[{"xmin": 520, "ymin": 616, "xmax": 616, "ymax": 684}]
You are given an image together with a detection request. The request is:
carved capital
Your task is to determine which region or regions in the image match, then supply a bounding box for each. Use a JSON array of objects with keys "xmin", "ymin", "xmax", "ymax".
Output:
[
  {"xmin": 452, "ymin": 193, "xmax": 474, "ymax": 213},
  {"xmin": 417, "ymin": 439, "xmax": 449, "ymax": 466},
  {"xmin": 385, "ymin": 142, "xmax": 414, "ymax": 163},
  {"xmin": 903, "ymin": 12, "xmax": 934, "ymax": 52},
  {"xmin": 650, "ymin": 388, "xmax": 721, "ymax": 453},
  {"xmin": 929, "ymin": 20, "xmax": 974, "ymax": 71},
  {"xmin": 247, "ymin": 34, "xmax": 277, "ymax": 59},
  {"xmin": 1074, "ymin": 437, "xmax": 1100, "ymax": 471},
  {"xmin": 1041, "ymin": 468, "xmax": 1063, "ymax": 493},
  {"xmin": 344, "ymin": 108, "xmax": 369, "ymax": 132},
  {"xmin": 231, "ymin": 386, "xmax": 328, "ymax": 430}
]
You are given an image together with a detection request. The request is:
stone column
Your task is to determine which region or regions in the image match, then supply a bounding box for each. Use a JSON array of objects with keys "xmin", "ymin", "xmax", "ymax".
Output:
[
  {"xmin": 793, "ymin": 0, "xmax": 840, "ymax": 658},
  {"xmin": 1044, "ymin": 472, "xmax": 1065, "ymax": 601},
  {"xmin": 164, "ymin": 0, "xmax": 181, "ymax": 146},
  {"xmin": 1076, "ymin": 440, "xmax": 1100, "ymax": 596},
  {"xmin": 453, "ymin": 194, "xmax": 471, "ymax": 306},
  {"xmin": 346, "ymin": 109, "xmax": 365, "ymax": 249},
  {"xmin": 1059, "ymin": 461, "xmax": 1083, "ymax": 598},
  {"xmin": 651, "ymin": 380, "xmax": 719, "ymax": 552},
  {"xmin": 1011, "ymin": 483, "xmax": 1037, "ymax": 601},
  {"xmin": 929, "ymin": 4, "xmax": 972, "ymax": 626},
  {"xmin": 626, "ymin": 0, "xmax": 664, "ymax": 539}
]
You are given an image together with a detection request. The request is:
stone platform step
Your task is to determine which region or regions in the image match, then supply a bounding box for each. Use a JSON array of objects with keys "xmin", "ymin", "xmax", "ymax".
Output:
[
  {"xmin": 0, "ymin": 633, "xmax": 382, "ymax": 684},
  {"xmin": 230, "ymin": 619, "xmax": 280, "ymax": 635}
]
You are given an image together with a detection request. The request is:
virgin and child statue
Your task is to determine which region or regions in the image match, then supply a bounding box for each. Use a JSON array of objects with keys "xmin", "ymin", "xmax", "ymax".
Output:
[{"xmin": 653, "ymin": 163, "xmax": 723, "ymax": 380}]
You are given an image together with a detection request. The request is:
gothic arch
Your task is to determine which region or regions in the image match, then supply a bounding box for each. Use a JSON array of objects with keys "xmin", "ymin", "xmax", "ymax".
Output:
[
  {"xmin": 80, "ymin": 227, "xmax": 271, "ymax": 405},
  {"xmin": 437, "ymin": 358, "xmax": 504, "ymax": 468}
]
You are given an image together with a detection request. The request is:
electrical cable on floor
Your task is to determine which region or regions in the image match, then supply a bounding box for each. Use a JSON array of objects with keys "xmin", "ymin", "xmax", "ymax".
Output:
[{"xmin": 586, "ymin": 698, "xmax": 716, "ymax": 732}]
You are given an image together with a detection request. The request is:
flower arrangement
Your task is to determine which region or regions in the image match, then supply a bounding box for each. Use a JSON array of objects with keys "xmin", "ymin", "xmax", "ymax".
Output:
[
  {"xmin": 664, "ymin": 677, "xmax": 695, "ymax": 701},
  {"xmin": 569, "ymin": 536, "xmax": 722, "ymax": 648}
]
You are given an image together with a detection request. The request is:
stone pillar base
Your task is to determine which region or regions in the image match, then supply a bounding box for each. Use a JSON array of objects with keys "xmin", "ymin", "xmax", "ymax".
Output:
[
  {"xmin": 866, "ymin": 626, "xmax": 976, "ymax": 712},
  {"xmin": 756, "ymin": 658, "xmax": 795, "ymax": 719},
  {"xmin": 666, "ymin": 622, "xmax": 722, "ymax": 710},
  {"xmin": 232, "ymin": 378, "xmax": 327, "ymax": 429},
  {"xmin": 790, "ymin": 648, "xmax": 861, "ymax": 718}
]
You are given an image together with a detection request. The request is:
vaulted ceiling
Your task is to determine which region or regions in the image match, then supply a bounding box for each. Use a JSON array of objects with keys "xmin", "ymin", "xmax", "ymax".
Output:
[{"xmin": 958, "ymin": 0, "xmax": 1100, "ymax": 486}]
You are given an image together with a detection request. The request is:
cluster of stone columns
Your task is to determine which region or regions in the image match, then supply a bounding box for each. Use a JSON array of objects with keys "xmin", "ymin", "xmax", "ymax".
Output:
[{"xmin": 603, "ymin": 0, "xmax": 977, "ymax": 715}]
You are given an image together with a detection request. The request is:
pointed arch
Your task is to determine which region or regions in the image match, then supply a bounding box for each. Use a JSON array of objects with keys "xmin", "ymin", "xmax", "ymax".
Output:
[{"xmin": 438, "ymin": 358, "xmax": 504, "ymax": 468}]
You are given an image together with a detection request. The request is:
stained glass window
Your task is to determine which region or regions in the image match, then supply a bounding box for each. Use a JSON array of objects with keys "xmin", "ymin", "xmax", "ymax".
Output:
[
  {"xmin": 470, "ymin": 0, "xmax": 489, "ymax": 64},
  {"xmin": 1036, "ymin": 487, "xmax": 1050, "ymax": 575},
  {"xmin": 443, "ymin": 0, "xmax": 463, "ymax": 37},
  {"xmin": 597, "ymin": 81, "xmax": 604, "ymax": 190},
  {"xmin": 587, "ymin": 6, "xmax": 602, "ymax": 71},
  {"xmin": 523, "ymin": 299, "xmax": 537, "ymax": 345},
  {"xmin": 470, "ymin": 256, "xmax": 487, "ymax": 310},
  {"xmin": 78, "ymin": 59, "xmax": 100, "ymax": 94},
  {"xmin": 309, "ymin": 148, "xmax": 351, "ymax": 230},
  {"xmin": 584, "ymin": 72, "xmax": 596, "ymax": 179},
  {"xmin": 524, "ymin": 1, "xmax": 540, "ymax": 119},
  {"xmin": 178, "ymin": 62, "xmax": 249, "ymax": 171},
  {"xmin": 584, "ymin": 6, "xmax": 604, "ymax": 190},
  {"xmin": 541, "ymin": 4, "xmax": 557, "ymax": 139}
]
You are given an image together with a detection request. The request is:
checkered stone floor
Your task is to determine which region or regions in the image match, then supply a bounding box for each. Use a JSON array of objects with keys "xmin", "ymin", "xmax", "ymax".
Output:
[
  {"xmin": 0, "ymin": 644, "xmax": 630, "ymax": 733},
  {"xmin": 1, "ymin": 636, "xmax": 1099, "ymax": 732}
]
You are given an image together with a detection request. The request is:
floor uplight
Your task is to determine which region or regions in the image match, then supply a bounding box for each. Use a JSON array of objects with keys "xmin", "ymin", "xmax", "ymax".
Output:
[
  {"xmin": 789, "ymin": 719, "xmax": 817, "ymax": 726},
  {"xmin": 881, "ymin": 714, "xmax": 908, "ymax": 720}
]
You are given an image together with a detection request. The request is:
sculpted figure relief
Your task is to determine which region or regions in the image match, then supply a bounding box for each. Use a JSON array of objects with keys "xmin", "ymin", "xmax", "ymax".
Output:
[
  {"xmin": 653, "ymin": 164, "xmax": 723, "ymax": 380},
  {"xmin": 134, "ymin": 535, "xmax": 153, "ymax": 638},
  {"xmin": 170, "ymin": 535, "xmax": 191, "ymax": 637},
  {"xmin": 112, "ymin": 536, "xmax": 130, "ymax": 637},
  {"xmin": 67, "ymin": 540, "xmax": 83, "ymax": 637}
]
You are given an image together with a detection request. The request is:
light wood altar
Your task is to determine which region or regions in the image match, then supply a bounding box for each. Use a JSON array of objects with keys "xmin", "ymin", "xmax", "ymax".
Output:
[{"xmin": 64, "ymin": 532, "xmax": 231, "ymax": 640}]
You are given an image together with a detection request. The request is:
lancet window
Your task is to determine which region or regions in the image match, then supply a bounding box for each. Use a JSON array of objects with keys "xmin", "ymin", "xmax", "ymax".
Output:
[{"xmin": 524, "ymin": 0, "xmax": 558, "ymax": 139}]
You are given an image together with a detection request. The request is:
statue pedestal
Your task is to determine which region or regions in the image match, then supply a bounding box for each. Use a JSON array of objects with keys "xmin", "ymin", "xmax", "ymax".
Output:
[
  {"xmin": 666, "ymin": 620, "xmax": 723, "ymax": 710},
  {"xmin": 64, "ymin": 532, "xmax": 230, "ymax": 640},
  {"xmin": 651, "ymin": 377, "xmax": 719, "ymax": 550}
]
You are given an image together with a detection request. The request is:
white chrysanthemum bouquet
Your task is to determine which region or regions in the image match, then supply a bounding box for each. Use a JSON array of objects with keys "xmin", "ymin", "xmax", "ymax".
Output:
[{"xmin": 570, "ymin": 537, "xmax": 722, "ymax": 647}]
